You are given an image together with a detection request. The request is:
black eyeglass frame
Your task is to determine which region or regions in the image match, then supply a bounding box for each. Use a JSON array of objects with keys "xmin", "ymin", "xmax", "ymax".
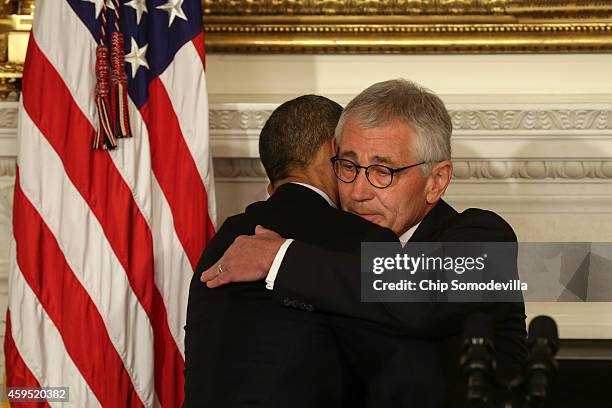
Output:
[{"xmin": 330, "ymin": 155, "xmax": 426, "ymax": 189}]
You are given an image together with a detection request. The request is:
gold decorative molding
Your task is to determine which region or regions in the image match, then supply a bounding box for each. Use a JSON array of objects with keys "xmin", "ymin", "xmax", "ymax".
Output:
[
  {"xmin": 0, "ymin": 62, "xmax": 22, "ymax": 77},
  {"xmin": 203, "ymin": 0, "xmax": 612, "ymax": 53},
  {"xmin": 0, "ymin": 1, "xmax": 610, "ymax": 82},
  {"xmin": 0, "ymin": 1, "xmax": 32, "ymax": 97},
  {"xmin": 203, "ymin": 0, "xmax": 612, "ymax": 19},
  {"xmin": 0, "ymin": 63, "xmax": 22, "ymax": 100}
]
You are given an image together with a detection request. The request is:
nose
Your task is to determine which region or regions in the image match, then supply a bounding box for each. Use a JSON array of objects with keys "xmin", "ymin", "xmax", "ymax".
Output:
[{"xmin": 349, "ymin": 169, "xmax": 374, "ymax": 202}]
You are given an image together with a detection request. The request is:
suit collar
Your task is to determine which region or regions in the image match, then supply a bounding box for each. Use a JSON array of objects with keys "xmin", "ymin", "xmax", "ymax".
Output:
[
  {"xmin": 290, "ymin": 182, "xmax": 336, "ymax": 208},
  {"xmin": 409, "ymin": 199, "xmax": 458, "ymax": 242},
  {"xmin": 267, "ymin": 183, "xmax": 332, "ymax": 210}
]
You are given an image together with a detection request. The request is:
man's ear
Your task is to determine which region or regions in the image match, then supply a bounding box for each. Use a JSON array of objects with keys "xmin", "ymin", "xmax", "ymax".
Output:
[
  {"xmin": 425, "ymin": 160, "xmax": 452, "ymax": 204},
  {"xmin": 330, "ymin": 137, "xmax": 338, "ymax": 156}
]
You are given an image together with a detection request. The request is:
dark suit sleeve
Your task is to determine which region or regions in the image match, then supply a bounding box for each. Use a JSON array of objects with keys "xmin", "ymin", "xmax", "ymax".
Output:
[
  {"xmin": 275, "ymin": 240, "xmax": 492, "ymax": 338},
  {"xmin": 274, "ymin": 209, "xmax": 527, "ymax": 378},
  {"xmin": 274, "ymin": 241, "xmax": 430, "ymax": 331}
]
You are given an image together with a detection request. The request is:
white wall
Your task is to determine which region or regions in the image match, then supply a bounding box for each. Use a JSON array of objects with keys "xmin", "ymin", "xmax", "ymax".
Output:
[{"xmin": 205, "ymin": 54, "xmax": 612, "ymax": 103}]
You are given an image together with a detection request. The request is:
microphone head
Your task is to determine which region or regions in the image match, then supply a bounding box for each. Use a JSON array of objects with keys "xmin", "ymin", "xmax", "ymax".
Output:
[
  {"xmin": 528, "ymin": 315, "xmax": 559, "ymax": 353},
  {"xmin": 463, "ymin": 312, "xmax": 493, "ymax": 340}
]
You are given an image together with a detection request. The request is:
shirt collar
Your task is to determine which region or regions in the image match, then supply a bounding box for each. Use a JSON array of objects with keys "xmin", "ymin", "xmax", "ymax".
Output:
[
  {"xmin": 291, "ymin": 182, "xmax": 337, "ymax": 208},
  {"xmin": 399, "ymin": 222, "xmax": 420, "ymax": 247}
]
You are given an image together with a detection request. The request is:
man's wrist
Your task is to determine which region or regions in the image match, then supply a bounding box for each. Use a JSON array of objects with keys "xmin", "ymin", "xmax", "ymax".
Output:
[{"xmin": 265, "ymin": 239, "xmax": 294, "ymax": 290}]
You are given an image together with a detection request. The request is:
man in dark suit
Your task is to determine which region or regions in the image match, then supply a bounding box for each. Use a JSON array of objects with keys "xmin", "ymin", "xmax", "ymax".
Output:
[
  {"xmin": 202, "ymin": 79, "xmax": 528, "ymax": 406},
  {"xmin": 184, "ymin": 95, "xmax": 441, "ymax": 407}
]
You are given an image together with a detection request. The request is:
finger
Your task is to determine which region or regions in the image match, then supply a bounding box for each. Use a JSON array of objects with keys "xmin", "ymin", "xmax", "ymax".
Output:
[
  {"xmin": 206, "ymin": 272, "xmax": 232, "ymax": 288},
  {"xmin": 200, "ymin": 261, "xmax": 220, "ymax": 283},
  {"xmin": 255, "ymin": 224, "xmax": 280, "ymax": 237},
  {"xmin": 254, "ymin": 225, "xmax": 271, "ymax": 234}
]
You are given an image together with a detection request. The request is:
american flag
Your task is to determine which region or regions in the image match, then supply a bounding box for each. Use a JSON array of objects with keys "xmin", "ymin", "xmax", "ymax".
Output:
[{"xmin": 4, "ymin": 0, "xmax": 216, "ymax": 406}]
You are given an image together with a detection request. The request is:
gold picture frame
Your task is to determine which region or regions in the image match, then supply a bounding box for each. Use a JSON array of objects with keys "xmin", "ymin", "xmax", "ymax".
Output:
[
  {"xmin": 203, "ymin": 0, "xmax": 612, "ymax": 53},
  {"xmin": 0, "ymin": 0, "xmax": 611, "ymax": 91}
]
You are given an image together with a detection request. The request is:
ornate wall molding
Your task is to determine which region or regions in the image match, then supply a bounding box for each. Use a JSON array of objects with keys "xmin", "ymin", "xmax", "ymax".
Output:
[
  {"xmin": 0, "ymin": 104, "xmax": 18, "ymax": 128},
  {"xmin": 0, "ymin": 179, "xmax": 14, "ymax": 228},
  {"xmin": 210, "ymin": 108, "xmax": 272, "ymax": 130},
  {"xmin": 452, "ymin": 160, "xmax": 612, "ymax": 180},
  {"xmin": 207, "ymin": 101, "xmax": 612, "ymax": 182},
  {"xmin": 1, "ymin": 104, "xmax": 611, "ymax": 133},
  {"xmin": 451, "ymin": 109, "xmax": 612, "ymax": 131},
  {"xmin": 0, "ymin": 157, "xmax": 16, "ymax": 177},
  {"xmin": 1, "ymin": 103, "xmax": 611, "ymax": 182},
  {"xmin": 213, "ymin": 158, "xmax": 267, "ymax": 180},
  {"xmin": 214, "ymin": 158, "xmax": 612, "ymax": 181},
  {"xmin": 209, "ymin": 107, "xmax": 612, "ymax": 132},
  {"xmin": 208, "ymin": 104, "xmax": 612, "ymax": 163},
  {"xmin": 4, "ymin": 154, "xmax": 612, "ymax": 182}
]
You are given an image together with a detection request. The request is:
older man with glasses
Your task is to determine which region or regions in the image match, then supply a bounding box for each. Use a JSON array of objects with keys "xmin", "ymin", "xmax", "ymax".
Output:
[{"xmin": 201, "ymin": 79, "xmax": 527, "ymax": 407}]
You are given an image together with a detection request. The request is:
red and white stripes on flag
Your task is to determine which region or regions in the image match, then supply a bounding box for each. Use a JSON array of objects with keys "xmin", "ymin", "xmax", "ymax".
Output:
[{"xmin": 4, "ymin": 1, "xmax": 216, "ymax": 406}]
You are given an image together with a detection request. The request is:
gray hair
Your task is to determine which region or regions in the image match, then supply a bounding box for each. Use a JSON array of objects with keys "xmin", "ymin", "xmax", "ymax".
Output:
[{"xmin": 335, "ymin": 79, "xmax": 452, "ymax": 175}]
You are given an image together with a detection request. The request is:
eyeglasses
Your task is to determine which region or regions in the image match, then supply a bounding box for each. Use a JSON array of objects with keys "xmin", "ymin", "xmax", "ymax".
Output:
[{"xmin": 331, "ymin": 156, "xmax": 425, "ymax": 189}]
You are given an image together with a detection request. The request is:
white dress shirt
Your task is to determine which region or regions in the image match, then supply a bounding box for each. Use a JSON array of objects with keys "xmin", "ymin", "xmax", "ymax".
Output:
[{"xmin": 399, "ymin": 222, "xmax": 420, "ymax": 247}]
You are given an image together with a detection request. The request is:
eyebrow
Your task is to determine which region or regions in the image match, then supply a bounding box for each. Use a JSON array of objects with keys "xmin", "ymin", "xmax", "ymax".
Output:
[
  {"xmin": 339, "ymin": 151, "xmax": 396, "ymax": 166},
  {"xmin": 338, "ymin": 150, "xmax": 357, "ymax": 160},
  {"xmin": 371, "ymin": 155, "xmax": 395, "ymax": 166}
]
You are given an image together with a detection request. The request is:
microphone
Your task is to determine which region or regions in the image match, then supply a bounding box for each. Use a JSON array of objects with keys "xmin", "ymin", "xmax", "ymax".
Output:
[
  {"xmin": 461, "ymin": 313, "xmax": 496, "ymax": 407},
  {"xmin": 525, "ymin": 316, "xmax": 559, "ymax": 407}
]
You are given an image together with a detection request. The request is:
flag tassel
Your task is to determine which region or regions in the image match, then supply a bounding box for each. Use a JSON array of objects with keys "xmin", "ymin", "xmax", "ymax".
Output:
[
  {"xmin": 94, "ymin": 44, "xmax": 117, "ymax": 150},
  {"xmin": 111, "ymin": 31, "xmax": 131, "ymax": 139}
]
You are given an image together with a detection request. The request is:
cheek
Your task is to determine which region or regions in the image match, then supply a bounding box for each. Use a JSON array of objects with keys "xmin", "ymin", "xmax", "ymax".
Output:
[
  {"xmin": 338, "ymin": 185, "xmax": 351, "ymax": 208},
  {"xmin": 376, "ymin": 192, "xmax": 401, "ymax": 220},
  {"xmin": 374, "ymin": 179, "xmax": 428, "ymax": 232}
]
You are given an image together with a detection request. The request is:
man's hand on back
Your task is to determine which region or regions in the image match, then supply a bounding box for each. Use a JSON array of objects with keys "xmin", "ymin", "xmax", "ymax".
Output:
[{"xmin": 201, "ymin": 225, "xmax": 284, "ymax": 288}]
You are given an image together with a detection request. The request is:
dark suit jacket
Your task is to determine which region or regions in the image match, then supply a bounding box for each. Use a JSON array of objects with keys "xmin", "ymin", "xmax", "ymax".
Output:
[
  {"xmin": 273, "ymin": 199, "xmax": 528, "ymax": 406},
  {"xmin": 184, "ymin": 183, "xmax": 413, "ymax": 407}
]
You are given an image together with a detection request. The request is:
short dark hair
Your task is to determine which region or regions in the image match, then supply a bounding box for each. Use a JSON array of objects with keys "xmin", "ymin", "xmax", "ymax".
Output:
[{"xmin": 259, "ymin": 95, "xmax": 342, "ymax": 183}]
